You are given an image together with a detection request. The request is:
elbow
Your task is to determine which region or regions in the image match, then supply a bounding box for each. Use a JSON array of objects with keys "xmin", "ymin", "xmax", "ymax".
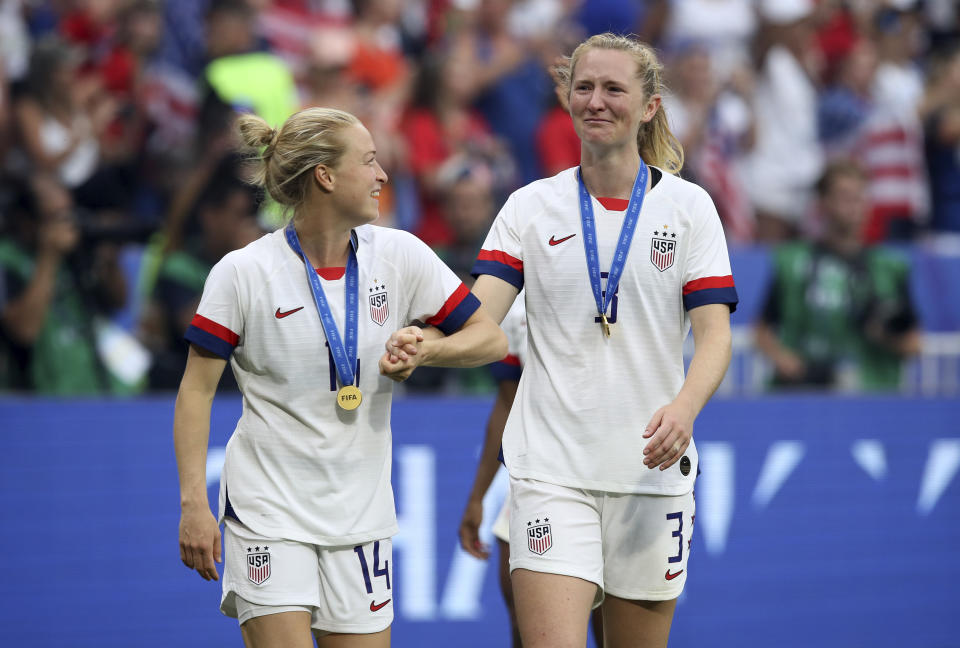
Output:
[{"xmin": 489, "ymin": 326, "xmax": 509, "ymax": 364}]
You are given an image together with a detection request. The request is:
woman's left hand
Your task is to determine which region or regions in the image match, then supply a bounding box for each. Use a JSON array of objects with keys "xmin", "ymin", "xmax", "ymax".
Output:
[
  {"xmin": 379, "ymin": 326, "xmax": 425, "ymax": 382},
  {"xmin": 642, "ymin": 400, "xmax": 695, "ymax": 471}
]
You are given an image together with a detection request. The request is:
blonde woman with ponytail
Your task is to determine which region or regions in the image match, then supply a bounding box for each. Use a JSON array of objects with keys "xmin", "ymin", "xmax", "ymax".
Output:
[
  {"xmin": 173, "ymin": 107, "xmax": 505, "ymax": 648},
  {"xmin": 470, "ymin": 33, "xmax": 739, "ymax": 648}
]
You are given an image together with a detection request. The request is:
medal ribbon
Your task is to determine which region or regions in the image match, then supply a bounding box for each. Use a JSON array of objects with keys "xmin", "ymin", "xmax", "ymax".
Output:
[
  {"xmin": 577, "ymin": 159, "xmax": 648, "ymax": 322},
  {"xmin": 285, "ymin": 223, "xmax": 358, "ymax": 387}
]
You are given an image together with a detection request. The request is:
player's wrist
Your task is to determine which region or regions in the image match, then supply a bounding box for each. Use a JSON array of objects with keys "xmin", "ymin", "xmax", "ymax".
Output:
[{"xmin": 180, "ymin": 492, "xmax": 211, "ymax": 511}]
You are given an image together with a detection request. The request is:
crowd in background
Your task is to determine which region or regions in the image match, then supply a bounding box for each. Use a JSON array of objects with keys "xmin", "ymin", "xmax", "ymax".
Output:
[{"xmin": 0, "ymin": 0, "xmax": 958, "ymax": 396}]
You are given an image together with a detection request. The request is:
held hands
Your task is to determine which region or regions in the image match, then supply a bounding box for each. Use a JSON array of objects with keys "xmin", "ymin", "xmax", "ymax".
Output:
[
  {"xmin": 458, "ymin": 496, "xmax": 490, "ymax": 560},
  {"xmin": 179, "ymin": 503, "xmax": 222, "ymax": 581},
  {"xmin": 642, "ymin": 400, "xmax": 695, "ymax": 471},
  {"xmin": 378, "ymin": 326, "xmax": 425, "ymax": 382}
]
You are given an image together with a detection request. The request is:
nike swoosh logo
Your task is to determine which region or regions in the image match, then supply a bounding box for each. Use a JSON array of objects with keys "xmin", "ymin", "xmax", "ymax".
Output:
[
  {"xmin": 665, "ymin": 569, "xmax": 684, "ymax": 581},
  {"xmin": 549, "ymin": 234, "xmax": 576, "ymax": 246},
  {"xmin": 369, "ymin": 598, "xmax": 391, "ymax": 612},
  {"xmin": 275, "ymin": 306, "xmax": 305, "ymax": 319}
]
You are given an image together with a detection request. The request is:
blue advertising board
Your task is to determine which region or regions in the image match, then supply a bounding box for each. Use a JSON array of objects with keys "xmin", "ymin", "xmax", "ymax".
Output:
[{"xmin": 1, "ymin": 395, "xmax": 958, "ymax": 647}]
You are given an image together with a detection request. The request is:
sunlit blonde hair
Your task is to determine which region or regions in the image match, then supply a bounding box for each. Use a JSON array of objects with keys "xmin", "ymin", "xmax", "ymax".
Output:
[
  {"xmin": 554, "ymin": 33, "xmax": 684, "ymax": 174},
  {"xmin": 237, "ymin": 108, "xmax": 360, "ymax": 212}
]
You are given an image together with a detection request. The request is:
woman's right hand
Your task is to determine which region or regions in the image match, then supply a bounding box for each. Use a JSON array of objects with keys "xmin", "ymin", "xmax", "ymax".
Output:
[
  {"xmin": 458, "ymin": 496, "xmax": 490, "ymax": 560},
  {"xmin": 179, "ymin": 503, "xmax": 222, "ymax": 581}
]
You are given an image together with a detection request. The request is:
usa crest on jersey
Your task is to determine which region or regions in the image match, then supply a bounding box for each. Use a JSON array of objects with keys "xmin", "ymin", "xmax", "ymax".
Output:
[
  {"xmin": 650, "ymin": 232, "xmax": 676, "ymax": 272},
  {"xmin": 527, "ymin": 520, "xmax": 552, "ymax": 555},
  {"xmin": 369, "ymin": 284, "xmax": 389, "ymax": 326},
  {"xmin": 247, "ymin": 547, "xmax": 271, "ymax": 585}
]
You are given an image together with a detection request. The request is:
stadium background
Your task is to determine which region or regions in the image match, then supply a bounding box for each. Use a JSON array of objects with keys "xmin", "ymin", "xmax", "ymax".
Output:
[{"xmin": 1, "ymin": 0, "xmax": 960, "ymax": 645}]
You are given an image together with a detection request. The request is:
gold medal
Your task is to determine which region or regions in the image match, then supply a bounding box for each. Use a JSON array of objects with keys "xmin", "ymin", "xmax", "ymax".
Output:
[
  {"xmin": 600, "ymin": 313, "xmax": 611, "ymax": 338},
  {"xmin": 337, "ymin": 385, "xmax": 362, "ymax": 410}
]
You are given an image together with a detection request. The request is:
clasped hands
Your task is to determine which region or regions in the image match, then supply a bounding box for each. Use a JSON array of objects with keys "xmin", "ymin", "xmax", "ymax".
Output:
[{"xmin": 379, "ymin": 326, "xmax": 427, "ymax": 382}]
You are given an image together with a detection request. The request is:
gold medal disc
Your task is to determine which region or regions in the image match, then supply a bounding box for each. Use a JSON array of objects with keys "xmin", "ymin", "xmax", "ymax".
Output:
[
  {"xmin": 600, "ymin": 313, "xmax": 611, "ymax": 338},
  {"xmin": 337, "ymin": 385, "xmax": 362, "ymax": 410}
]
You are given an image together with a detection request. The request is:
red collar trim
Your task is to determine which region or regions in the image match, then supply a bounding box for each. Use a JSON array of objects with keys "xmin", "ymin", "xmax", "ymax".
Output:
[
  {"xmin": 315, "ymin": 267, "xmax": 345, "ymax": 280},
  {"xmin": 597, "ymin": 197, "xmax": 629, "ymax": 211}
]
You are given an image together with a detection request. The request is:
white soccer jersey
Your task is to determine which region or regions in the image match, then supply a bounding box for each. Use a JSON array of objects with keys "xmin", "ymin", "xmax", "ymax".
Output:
[
  {"xmin": 474, "ymin": 167, "xmax": 738, "ymax": 495},
  {"xmin": 186, "ymin": 225, "xmax": 479, "ymax": 545}
]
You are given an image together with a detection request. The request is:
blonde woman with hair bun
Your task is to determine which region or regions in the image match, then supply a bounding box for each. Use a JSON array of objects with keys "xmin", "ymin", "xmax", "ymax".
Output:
[
  {"xmin": 470, "ymin": 33, "xmax": 739, "ymax": 647},
  {"xmin": 174, "ymin": 107, "xmax": 506, "ymax": 648}
]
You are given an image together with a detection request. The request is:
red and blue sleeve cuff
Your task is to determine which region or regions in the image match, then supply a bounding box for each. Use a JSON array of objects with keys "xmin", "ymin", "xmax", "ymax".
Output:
[
  {"xmin": 185, "ymin": 314, "xmax": 239, "ymax": 359},
  {"xmin": 490, "ymin": 354, "xmax": 522, "ymax": 381},
  {"xmin": 682, "ymin": 275, "xmax": 739, "ymax": 313},
  {"xmin": 426, "ymin": 283, "xmax": 481, "ymax": 335},
  {"xmin": 471, "ymin": 250, "xmax": 524, "ymax": 290}
]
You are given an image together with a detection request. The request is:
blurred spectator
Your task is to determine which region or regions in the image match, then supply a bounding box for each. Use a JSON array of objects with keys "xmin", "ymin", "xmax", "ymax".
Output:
[
  {"xmin": 11, "ymin": 37, "xmax": 120, "ymax": 206},
  {"xmin": 95, "ymin": 0, "xmax": 163, "ymax": 164},
  {"xmin": 402, "ymin": 50, "xmax": 514, "ymax": 247},
  {"xmin": 664, "ymin": 41, "xmax": 756, "ymax": 242},
  {"xmin": 155, "ymin": 0, "xmax": 212, "ymax": 77},
  {"xmin": 818, "ymin": 37, "xmax": 929, "ymax": 242},
  {"xmin": 436, "ymin": 168, "xmax": 495, "ymax": 282},
  {"xmin": 742, "ymin": 0, "xmax": 824, "ymax": 241},
  {"xmin": 535, "ymin": 75, "xmax": 580, "ymax": 177},
  {"xmin": 402, "ymin": 167, "xmax": 497, "ymax": 394},
  {"xmin": 572, "ymin": 0, "xmax": 667, "ymax": 43},
  {"xmin": 755, "ymin": 160, "xmax": 921, "ymax": 391},
  {"xmin": 349, "ymin": 0, "xmax": 412, "ymax": 105},
  {"xmin": 920, "ymin": 44, "xmax": 960, "ymax": 235},
  {"xmin": 872, "ymin": 5, "xmax": 925, "ymax": 124},
  {"xmin": 201, "ymin": 0, "xmax": 297, "ymax": 128},
  {"xmin": 813, "ymin": 0, "xmax": 861, "ymax": 80},
  {"xmin": 0, "ymin": 0, "xmax": 31, "ymax": 84},
  {"xmin": 452, "ymin": 0, "xmax": 553, "ymax": 184},
  {"xmin": 302, "ymin": 25, "xmax": 363, "ymax": 112},
  {"xmin": 141, "ymin": 167, "xmax": 261, "ymax": 389},
  {"xmin": 818, "ymin": 39, "xmax": 877, "ymax": 154},
  {"xmin": 662, "ymin": 0, "xmax": 756, "ymax": 81},
  {"xmin": 255, "ymin": 0, "xmax": 346, "ymax": 85},
  {"xmin": 0, "ymin": 174, "xmax": 137, "ymax": 394}
]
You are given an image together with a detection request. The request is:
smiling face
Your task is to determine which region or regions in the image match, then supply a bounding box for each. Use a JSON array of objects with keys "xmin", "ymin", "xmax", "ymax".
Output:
[
  {"xmin": 568, "ymin": 48, "xmax": 660, "ymax": 155},
  {"xmin": 326, "ymin": 122, "xmax": 388, "ymax": 225}
]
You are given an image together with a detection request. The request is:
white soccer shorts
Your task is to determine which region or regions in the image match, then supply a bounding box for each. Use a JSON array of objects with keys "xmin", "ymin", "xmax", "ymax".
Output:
[
  {"xmin": 508, "ymin": 475, "xmax": 695, "ymax": 604},
  {"xmin": 492, "ymin": 486, "xmax": 511, "ymax": 543},
  {"xmin": 221, "ymin": 518, "xmax": 394, "ymax": 634}
]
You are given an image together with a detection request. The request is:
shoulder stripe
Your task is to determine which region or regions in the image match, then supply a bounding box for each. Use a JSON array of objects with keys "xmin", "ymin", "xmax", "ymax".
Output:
[
  {"xmin": 477, "ymin": 249, "xmax": 522, "ymax": 271},
  {"xmin": 185, "ymin": 314, "xmax": 239, "ymax": 359},
  {"xmin": 682, "ymin": 275, "xmax": 736, "ymax": 295},
  {"xmin": 683, "ymin": 286, "xmax": 739, "ymax": 313},
  {"xmin": 426, "ymin": 283, "xmax": 481, "ymax": 335},
  {"xmin": 189, "ymin": 314, "xmax": 239, "ymax": 345},
  {"xmin": 472, "ymin": 250, "xmax": 524, "ymax": 290}
]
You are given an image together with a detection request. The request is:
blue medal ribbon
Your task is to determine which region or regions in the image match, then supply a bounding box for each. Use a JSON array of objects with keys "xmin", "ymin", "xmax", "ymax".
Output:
[
  {"xmin": 577, "ymin": 159, "xmax": 648, "ymax": 328},
  {"xmin": 285, "ymin": 223, "xmax": 358, "ymax": 387}
]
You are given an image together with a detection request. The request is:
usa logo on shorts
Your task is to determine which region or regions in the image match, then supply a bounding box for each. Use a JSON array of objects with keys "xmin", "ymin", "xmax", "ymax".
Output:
[
  {"xmin": 650, "ymin": 228, "xmax": 677, "ymax": 272},
  {"xmin": 247, "ymin": 546, "xmax": 271, "ymax": 585},
  {"xmin": 527, "ymin": 518, "xmax": 552, "ymax": 555},
  {"xmin": 369, "ymin": 282, "xmax": 389, "ymax": 326}
]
